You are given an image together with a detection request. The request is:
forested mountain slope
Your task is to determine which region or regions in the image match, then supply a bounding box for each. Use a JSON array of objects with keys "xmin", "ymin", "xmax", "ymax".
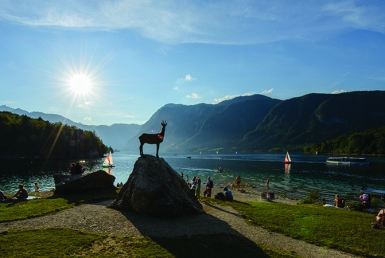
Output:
[{"xmin": 124, "ymin": 91, "xmax": 385, "ymax": 154}]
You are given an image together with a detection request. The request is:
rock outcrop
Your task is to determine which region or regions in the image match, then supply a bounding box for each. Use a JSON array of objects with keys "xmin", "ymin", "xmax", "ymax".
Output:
[
  {"xmin": 53, "ymin": 170, "xmax": 116, "ymax": 193},
  {"xmin": 110, "ymin": 155, "xmax": 203, "ymax": 218}
]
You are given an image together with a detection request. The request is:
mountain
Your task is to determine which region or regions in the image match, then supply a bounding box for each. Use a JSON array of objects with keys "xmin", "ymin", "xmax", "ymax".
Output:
[
  {"xmin": 0, "ymin": 105, "xmax": 141, "ymax": 150},
  {"xmin": 123, "ymin": 91, "xmax": 385, "ymax": 154},
  {"xmin": 123, "ymin": 94, "xmax": 281, "ymax": 153},
  {"xmin": 241, "ymin": 91, "xmax": 385, "ymax": 152},
  {"xmin": 5, "ymin": 90, "xmax": 385, "ymax": 154}
]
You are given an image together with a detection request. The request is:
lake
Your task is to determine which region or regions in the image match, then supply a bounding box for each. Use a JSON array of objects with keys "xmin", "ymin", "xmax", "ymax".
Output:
[{"xmin": 1, "ymin": 152, "xmax": 385, "ymax": 204}]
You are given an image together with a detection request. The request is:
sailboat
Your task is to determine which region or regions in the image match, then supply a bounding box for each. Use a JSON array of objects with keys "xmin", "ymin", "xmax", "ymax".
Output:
[
  {"xmin": 102, "ymin": 151, "xmax": 115, "ymax": 167},
  {"xmin": 284, "ymin": 151, "xmax": 292, "ymax": 164}
]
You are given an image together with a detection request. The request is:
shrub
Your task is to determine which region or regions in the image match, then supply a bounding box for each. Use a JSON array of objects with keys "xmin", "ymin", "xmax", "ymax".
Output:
[{"xmin": 299, "ymin": 190, "xmax": 322, "ymax": 204}]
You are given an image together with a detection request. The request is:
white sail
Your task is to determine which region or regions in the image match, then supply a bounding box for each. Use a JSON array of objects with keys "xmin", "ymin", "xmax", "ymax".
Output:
[{"xmin": 102, "ymin": 151, "xmax": 114, "ymax": 167}]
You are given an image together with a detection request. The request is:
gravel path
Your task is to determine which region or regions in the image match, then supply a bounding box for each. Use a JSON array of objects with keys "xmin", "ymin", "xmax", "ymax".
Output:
[{"xmin": 0, "ymin": 195, "xmax": 360, "ymax": 258}]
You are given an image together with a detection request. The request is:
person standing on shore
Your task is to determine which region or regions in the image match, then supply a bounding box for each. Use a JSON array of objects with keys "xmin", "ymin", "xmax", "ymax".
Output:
[
  {"xmin": 195, "ymin": 177, "xmax": 201, "ymax": 197},
  {"xmin": 204, "ymin": 177, "xmax": 213, "ymax": 197},
  {"xmin": 34, "ymin": 182, "xmax": 39, "ymax": 192},
  {"xmin": 235, "ymin": 175, "xmax": 241, "ymax": 190}
]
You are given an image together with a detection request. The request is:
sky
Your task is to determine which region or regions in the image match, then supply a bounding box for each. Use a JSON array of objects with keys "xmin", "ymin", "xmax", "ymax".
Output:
[{"xmin": 1, "ymin": 0, "xmax": 385, "ymax": 126}]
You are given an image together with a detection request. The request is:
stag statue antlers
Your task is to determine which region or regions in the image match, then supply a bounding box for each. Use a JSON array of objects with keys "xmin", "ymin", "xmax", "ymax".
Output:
[{"xmin": 139, "ymin": 120, "xmax": 167, "ymax": 158}]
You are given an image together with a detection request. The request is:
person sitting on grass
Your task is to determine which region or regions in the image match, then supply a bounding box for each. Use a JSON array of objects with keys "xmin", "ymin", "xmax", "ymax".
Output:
[
  {"xmin": 360, "ymin": 193, "xmax": 371, "ymax": 209},
  {"xmin": 223, "ymin": 187, "xmax": 233, "ymax": 201},
  {"xmin": 334, "ymin": 194, "xmax": 345, "ymax": 208},
  {"xmin": 0, "ymin": 190, "xmax": 7, "ymax": 202},
  {"xmin": 372, "ymin": 205, "xmax": 385, "ymax": 229},
  {"xmin": 13, "ymin": 184, "xmax": 28, "ymax": 200}
]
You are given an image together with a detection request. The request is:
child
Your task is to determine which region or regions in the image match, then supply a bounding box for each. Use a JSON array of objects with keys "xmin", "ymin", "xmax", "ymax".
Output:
[{"xmin": 34, "ymin": 182, "xmax": 39, "ymax": 192}]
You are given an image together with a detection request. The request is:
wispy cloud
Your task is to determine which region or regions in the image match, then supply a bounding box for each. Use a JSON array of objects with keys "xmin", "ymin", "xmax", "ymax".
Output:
[
  {"xmin": 331, "ymin": 89, "xmax": 347, "ymax": 94},
  {"xmin": 260, "ymin": 88, "xmax": 273, "ymax": 95},
  {"xmin": 213, "ymin": 92, "xmax": 256, "ymax": 104},
  {"xmin": 187, "ymin": 93, "xmax": 202, "ymax": 99},
  {"xmin": 1, "ymin": 1, "xmax": 384, "ymax": 44},
  {"xmin": 83, "ymin": 117, "xmax": 91, "ymax": 121}
]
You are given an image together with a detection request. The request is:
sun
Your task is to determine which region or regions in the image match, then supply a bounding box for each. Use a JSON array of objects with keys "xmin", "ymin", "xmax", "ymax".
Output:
[{"xmin": 68, "ymin": 74, "xmax": 92, "ymax": 95}]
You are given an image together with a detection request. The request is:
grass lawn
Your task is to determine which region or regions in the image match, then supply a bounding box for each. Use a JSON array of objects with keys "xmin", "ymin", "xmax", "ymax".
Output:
[
  {"xmin": 0, "ymin": 188, "xmax": 119, "ymax": 222},
  {"xmin": 1, "ymin": 189, "xmax": 384, "ymax": 257},
  {"xmin": 0, "ymin": 228, "xmax": 296, "ymax": 258},
  {"xmin": 207, "ymin": 198, "xmax": 385, "ymax": 257}
]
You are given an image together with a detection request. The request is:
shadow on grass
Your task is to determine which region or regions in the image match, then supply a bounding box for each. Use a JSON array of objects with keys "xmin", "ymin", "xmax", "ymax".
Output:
[
  {"xmin": 109, "ymin": 201, "xmax": 291, "ymax": 258},
  {"xmin": 152, "ymin": 233, "xmax": 273, "ymax": 258},
  {"xmin": 47, "ymin": 187, "xmax": 119, "ymax": 205}
]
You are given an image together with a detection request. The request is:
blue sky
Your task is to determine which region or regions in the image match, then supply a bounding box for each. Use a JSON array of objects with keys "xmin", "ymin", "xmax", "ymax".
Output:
[{"xmin": 1, "ymin": 0, "xmax": 385, "ymax": 125}]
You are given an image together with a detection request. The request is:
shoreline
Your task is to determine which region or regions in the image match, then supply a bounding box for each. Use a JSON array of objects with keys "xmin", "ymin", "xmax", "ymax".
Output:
[
  {"xmin": 205, "ymin": 185, "xmax": 300, "ymax": 205},
  {"xmin": 3, "ymin": 185, "xmax": 301, "ymax": 205}
]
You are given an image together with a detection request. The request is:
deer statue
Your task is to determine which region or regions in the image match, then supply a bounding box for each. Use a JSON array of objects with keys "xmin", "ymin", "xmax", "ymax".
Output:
[{"xmin": 139, "ymin": 120, "xmax": 167, "ymax": 158}]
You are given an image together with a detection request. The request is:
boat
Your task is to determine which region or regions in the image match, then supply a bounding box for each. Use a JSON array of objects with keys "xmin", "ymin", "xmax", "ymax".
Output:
[
  {"xmin": 213, "ymin": 168, "xmax": 230, "ymax": 173},
  {"xmin": 326, "ymin": 157, "xmax": 370, "ymax": 165},
  {"xmin": 102, "ymin": 151, "xmax": 115, "ymax": 167},
  {"xmin": 284, "ymin": 152, "xmax": 292, "ymax": 164}
]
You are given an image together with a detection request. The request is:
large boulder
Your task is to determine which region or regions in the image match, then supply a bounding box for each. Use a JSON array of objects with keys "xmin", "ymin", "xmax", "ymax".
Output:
[
  {"xmin": 110, "ymin": 155, "xmax": 203, "ymax": 218},
  {"xmin": 54, "ymin": 170, "xmax": 116, "ymax": 193}
]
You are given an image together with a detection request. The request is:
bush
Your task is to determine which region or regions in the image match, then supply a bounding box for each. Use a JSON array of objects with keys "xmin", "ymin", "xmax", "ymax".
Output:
[{"xmin": 299, "ymin": 190, "xmax": 322, "ymax": 204}]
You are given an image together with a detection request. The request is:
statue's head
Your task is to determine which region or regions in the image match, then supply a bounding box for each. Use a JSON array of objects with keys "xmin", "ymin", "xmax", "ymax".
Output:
[{"xmin": 161, "ymin": 120, "xmax": 167, "ymax": 127}]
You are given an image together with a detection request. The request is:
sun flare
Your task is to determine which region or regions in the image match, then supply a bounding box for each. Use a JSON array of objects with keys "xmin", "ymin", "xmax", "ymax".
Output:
[{"xmin": 68, "ymin": 74, "xmax": 92, "ymax": 95}]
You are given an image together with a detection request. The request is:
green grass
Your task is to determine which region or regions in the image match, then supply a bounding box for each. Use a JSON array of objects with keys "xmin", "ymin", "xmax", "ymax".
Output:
[
  {"xmin": 204, "ymin": 198, "xmax": 385, "ymax": 257},
  {"xmin": 1, "ymin": 190, "xmax": 384, "ymax": 257},
  {"xmin": 0, "ymin": 228, "xmax": 296, "ymax": 258},
  {"xmin": 0, "ymin": 188, "xmax": 119, "ymax": 222}
]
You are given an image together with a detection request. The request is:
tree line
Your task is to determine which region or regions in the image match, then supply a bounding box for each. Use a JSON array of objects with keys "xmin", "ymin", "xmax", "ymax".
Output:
[
  {"xmin": 304, "ymin": 126, "xmax": 385, "ymax": 155},
  {"xmin": 0, "ymin": 111, "xmax": 110, "ymax": 159}
]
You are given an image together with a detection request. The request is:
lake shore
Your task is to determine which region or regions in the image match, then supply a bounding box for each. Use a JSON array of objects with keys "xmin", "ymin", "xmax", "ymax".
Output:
[
  {"xmin": 205, "ymin": 185, "xmax": 300, "ymax": 205},
  {"xmin": 5, "ymin": 184, "xmax": 301, "ymax": 205}
]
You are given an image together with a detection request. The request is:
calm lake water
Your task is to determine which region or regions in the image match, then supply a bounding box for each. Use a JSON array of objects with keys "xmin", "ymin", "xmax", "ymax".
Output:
[{"xmin": 1, "ymin": 152, "xmax": 385, "ymax": 204}]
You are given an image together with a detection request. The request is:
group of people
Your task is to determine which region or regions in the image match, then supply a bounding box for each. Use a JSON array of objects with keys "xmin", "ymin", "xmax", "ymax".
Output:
[
  {"xmin": 188, "ymin": 176, "xmax": 202, "ymax": 197},
  {"xmin": 0, "ymin": 184, "xmax": 29, "ymax": 202},
  {"xmin": 70, "ymin": 162, "xmax": 86, "ymax": 177},
  {"xmin": 214, "ymin": 186, "xmax": 233, "ymax": 201},
  {"xmin": 334, "ymin": 192, "xmax": 372, "ymax": 209},
  {"xmin": 185, "ymin": 175, "xmax": 234, "ymax": 201},
  {"xmin": 334, "ymin": 191, "xmax": 385, "ymax": 229}
]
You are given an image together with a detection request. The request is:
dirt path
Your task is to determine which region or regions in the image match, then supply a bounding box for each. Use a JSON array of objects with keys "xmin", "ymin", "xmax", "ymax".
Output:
[{"xmin": 0, "ymin": 197, "xmax": 360, "ymax": 258}]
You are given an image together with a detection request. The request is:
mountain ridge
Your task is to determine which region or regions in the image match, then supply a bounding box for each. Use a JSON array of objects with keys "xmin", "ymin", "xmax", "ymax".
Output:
[
  {"xmin": 0, "ymin": 105, "xmax": 141, "ymax": 150},
  {"xmin": 3, "ymin": 90, "xmax": 385, "ymax": 154}
]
